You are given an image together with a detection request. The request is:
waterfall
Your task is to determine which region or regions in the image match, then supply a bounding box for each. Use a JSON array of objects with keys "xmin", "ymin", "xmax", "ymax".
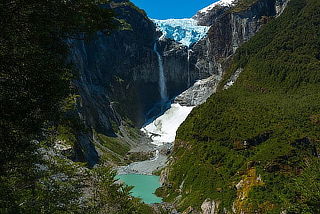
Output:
[
  {"xmin": 187, "ymin": 49, "xmax": 193, "ymax": 87},
  {"xmin": 153, "ymin": 42, "xmax": 167, "ymax": 102}
]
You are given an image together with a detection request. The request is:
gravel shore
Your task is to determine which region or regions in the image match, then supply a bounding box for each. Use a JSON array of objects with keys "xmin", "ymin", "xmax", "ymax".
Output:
[{"xmin": 117, "ymin": 143, "xmax": 171, "ymax": 175}]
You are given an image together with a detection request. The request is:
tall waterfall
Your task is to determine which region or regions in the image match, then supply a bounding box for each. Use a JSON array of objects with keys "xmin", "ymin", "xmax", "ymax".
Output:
[
  {"xmin": 153, "ymin": 42, "xmax": 167, "ymax": 102},
  {"xmin": 187, "ymin": 49, "xmax": 193, "ymax": 87}
]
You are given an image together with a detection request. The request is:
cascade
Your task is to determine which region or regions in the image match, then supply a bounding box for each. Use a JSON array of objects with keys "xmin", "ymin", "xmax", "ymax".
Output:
[
  {"xmin": 187, "ymin": 49, "xmax": 193, "ymax": 87},
  {"xmin": 153, "ymin": 42, "xmax": 168, "ymax": 102}
]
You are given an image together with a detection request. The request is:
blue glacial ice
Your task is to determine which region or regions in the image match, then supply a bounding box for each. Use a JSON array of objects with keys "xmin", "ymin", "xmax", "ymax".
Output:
[{"xmin": 152, "ymin": 18, "xmax": 210, "ymax": 47}]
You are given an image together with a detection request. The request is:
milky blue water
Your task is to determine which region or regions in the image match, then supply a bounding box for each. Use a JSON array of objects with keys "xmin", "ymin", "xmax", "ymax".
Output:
[{"xmin": 116, "ymin": 174, "xmax": 162, "ymax": 204}]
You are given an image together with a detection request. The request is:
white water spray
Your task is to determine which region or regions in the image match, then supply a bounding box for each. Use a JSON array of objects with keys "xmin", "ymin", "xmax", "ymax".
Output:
[
  {"xmin": 153, "ymin": 42, "xmax": 167, "ymax": 102},
  {"xmin": 187, "ymin": 49, "xmax": 193, "ymax": 87}
]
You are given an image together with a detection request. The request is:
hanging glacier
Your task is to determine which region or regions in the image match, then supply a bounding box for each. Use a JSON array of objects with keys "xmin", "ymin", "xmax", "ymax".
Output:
[{"xmin": 152, "ymin": 18, "xmax": 210, "ymax": 47}]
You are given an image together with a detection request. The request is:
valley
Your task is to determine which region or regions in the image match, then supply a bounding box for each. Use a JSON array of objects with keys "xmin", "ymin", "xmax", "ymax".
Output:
[{"xmin": 1, "ymin": 0, "xmax": 319, "ymax": 213}]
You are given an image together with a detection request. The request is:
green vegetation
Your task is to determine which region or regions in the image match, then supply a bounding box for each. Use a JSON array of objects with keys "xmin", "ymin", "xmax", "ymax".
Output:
[
  {"xmin": 0, "ymin": 0, "xmax": 154, "ymax": 213},
  {"xmin": 160, "ymin": 0, "xmax": 320, "ymax": 213},
  {"xmin": 87, "ymin": 166, "xmax": 155, "ymax": 214},
  {"xmin": 231, "ymin": 0, "xmax": 258, "ymax": 12},
  {"xmin": 96, "ymin": 132, "xmax": 130, "ymax": 164},
  {"xmin": 98, "ymin": 133, "xmax": 130, "ymax": 157},
  {"xmin": 127, "ymin": 151, "xmax": 154, "ymax": 163}
]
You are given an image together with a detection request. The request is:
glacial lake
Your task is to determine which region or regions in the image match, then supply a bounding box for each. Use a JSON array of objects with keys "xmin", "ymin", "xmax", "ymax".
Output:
[{"xmin": 116, "ymin": 174, "xmax": 162, "ymax": 204}]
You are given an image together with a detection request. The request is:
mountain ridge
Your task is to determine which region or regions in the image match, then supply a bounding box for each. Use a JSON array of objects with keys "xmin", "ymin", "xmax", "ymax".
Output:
[{"xmin": 159, "ymin": 0, "xmax": 320, "ymax": 213}]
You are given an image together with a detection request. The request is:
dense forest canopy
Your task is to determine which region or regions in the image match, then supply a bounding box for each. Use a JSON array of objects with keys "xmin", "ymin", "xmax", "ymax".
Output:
[
  {"xmin": 0, "ymin": 0, "xmax": 116, "ymax": 165},
  {"xmin": 0, "ymin": 1, "xmax": 151, "ymax": 213},
  {"xmin": 159, "ymin": 0, "xmax": 320, "ymax": 213}
]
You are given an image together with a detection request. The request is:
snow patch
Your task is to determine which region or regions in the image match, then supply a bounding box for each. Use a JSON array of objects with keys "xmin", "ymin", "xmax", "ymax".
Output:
[
  {"xmin": 152, "ymin": 18, "xmax": 209, "ymax": 47},
  {"xmin": 141, "ymin": 103, "xmax": 194, "ymax": 146},
  {"xmin": 199, "ymin": 0, "xmax": 236, "ymax": 14}
]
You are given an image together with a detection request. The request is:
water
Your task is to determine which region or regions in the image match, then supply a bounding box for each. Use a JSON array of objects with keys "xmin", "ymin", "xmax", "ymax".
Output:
[
  {"xmin": 153, "ymin": 42, "xmax": 168, "ymax": 102},
  {"xmin": 187, "ymin": 49, "xmax": 193, "ymax": 87},
  {"xmin": 116, "ymin": 174, "xmax": 162, "ymax": 204}
]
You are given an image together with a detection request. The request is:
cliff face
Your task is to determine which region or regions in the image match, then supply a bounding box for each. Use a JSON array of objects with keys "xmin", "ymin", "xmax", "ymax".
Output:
[
  {"xmin": 70, "ymin": 1, "xmax": 157, "ymax": 133},
  {"xmin": 69, "ymin": 0, "xmax": 288, "ymax": 165},
  {"xmin": 182, "ymin": 0, "xmax": 289, "ymax": 105},
  {"xmin": 70, "ymin": 1, "xmax": 209, "ymax": 134},
  {"xmin": 68, "ymin": 0, "xmax": 205, "ymax": 164}
]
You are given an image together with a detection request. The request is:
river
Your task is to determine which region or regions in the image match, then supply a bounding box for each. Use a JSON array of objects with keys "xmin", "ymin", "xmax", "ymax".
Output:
[{"xmin": 117, "ymin": 102, "xmax": 194, "ymax": 204}]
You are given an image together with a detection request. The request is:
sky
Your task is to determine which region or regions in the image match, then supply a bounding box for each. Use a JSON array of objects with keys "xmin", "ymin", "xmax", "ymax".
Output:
[{"xmin": 130, "ymin": 0, "xmax": 220, "ymax": 19}]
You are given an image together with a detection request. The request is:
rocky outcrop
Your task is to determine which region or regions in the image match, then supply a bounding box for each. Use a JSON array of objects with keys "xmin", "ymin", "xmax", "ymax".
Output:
[
  {"xmin": 70, "ymin": 0, "xmax": 158, "ymax": 133},
  {"xmin": 187, "ymin": 0, "xmax": 290, "ymax": 95},
  {"xmin": 223, "ymin": 68, "xmax": 243, "ymax": 90},
  {"xmin": 201, "ymin": 199, "xmax": 220, "ymax": 214},
  {"xmin": 74, "ymin": 132, "xmax": 99, "ymax": 167},
  {"xmin": 232, "ymin": 168, "xmax": 264, "ymax": 214},
  {"xmin": 159, "ymin": 38, "xmax": 212, "ymax": 101},
  {"xmin": 174, "ymin": 75, "xmax": 220, "ymax": 106}
]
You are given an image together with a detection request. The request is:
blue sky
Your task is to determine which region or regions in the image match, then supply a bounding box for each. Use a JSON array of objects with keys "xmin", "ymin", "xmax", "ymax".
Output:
[{"xmin": 130, "ymin": 0, "xmax": 219, "ymax": 19}]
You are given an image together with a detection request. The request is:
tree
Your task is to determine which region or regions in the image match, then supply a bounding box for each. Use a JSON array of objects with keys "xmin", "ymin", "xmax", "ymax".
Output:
[{"xmin": 0, "ymin": 0, "xmax": 118, "ymax": 212}]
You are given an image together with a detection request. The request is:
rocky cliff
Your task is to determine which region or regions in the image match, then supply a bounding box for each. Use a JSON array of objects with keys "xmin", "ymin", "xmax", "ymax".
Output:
[
  {"xmin": 70, "ymin": 1, "xmax": 157, "ymax": 132},
  {"xmin": 176, "ymin": 0, "xmax": 286, "ymax": 106},
  {"xmin": 70, "ymin": 1, "xmax": 211, "ymax": 133},
  {"xmin": 68, "ymin": 0, "xmax": 206, "ymax": 164},
  {"xmin": 68, "ymin": 0, "xmax": 288, "ymax": 166}
]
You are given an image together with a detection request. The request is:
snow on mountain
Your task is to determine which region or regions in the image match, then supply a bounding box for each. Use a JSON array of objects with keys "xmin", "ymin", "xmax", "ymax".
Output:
[
  {"xmin": 152, "ymin": 18, "xmax": 209, "ymax": 47},
  {"xmin": 141, "ymin": 103, "xmax": 194, "ymax": 146},
  {"xmin": 199, "ymin": 0, "xmax": 236, "ymax": 14}
]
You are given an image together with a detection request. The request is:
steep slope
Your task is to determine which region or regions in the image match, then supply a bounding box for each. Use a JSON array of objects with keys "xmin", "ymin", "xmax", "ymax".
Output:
[
  {"xmin": 159, "ymin": 0, "xmax": 320, "ymax": 213},
  {"xmin": 190, "ymin": 0, "xmax": 288, "ymax": 82},
  {"xmin": 68, "ymin": 0, "xmax": 251, "ymax": 166},
  {"xmin": 68, "ymin": 0, "xmax": 203, "ymax": 165},
  {"xmin": 70, "ymin": 0, "xmax": 157, "ymax": 132}
]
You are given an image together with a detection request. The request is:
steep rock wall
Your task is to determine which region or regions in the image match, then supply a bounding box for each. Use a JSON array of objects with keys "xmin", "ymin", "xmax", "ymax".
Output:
[
  {"xmin": 70, "ymin": 1, "xmax": 158, "ymax": 133},
  {"xmin": 186, "ymin": 0, "xmax": 289, "ymax": 96},
  {"xmin": 70, "ymin": 1, "xmax": 208, "ymax": 133},
  {"xmin": 69, "ymin": 1, "xmax": 204, "ymax": 164}
]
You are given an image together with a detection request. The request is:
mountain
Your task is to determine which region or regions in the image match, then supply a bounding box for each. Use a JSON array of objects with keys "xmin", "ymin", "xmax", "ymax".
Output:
[
  {"xmin": 158, "ymin": 0, "xmax": 320, "ymax": 213},
  {"xmin": 65, "ymin": 0, "xmax": 294, "ymax": 188},
  {"xmin": 67, "ymin": 0, "xmax": 220, "ymax": 165},
  {"xmin": 63, "ymin": 0, "xmax": 320, "ymax": 213},
  {"xmin": 3, "ymin": 0, "xmax": 318, "ymax": 212}
]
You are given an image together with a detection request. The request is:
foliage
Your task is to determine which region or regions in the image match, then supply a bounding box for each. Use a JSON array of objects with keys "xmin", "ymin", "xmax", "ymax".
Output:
[
  {"xmin": 287, "ymin": 158, "xmax": 320, "ymax": 214},
  {"xmin": 0, "ymin": 0, "xmax": 117, "ymax": 163},
  {"xmin": 231, "ymin": 0, "xmax": 259, "ymax": 12},
  {"xmin": 0, "ymin": 138, "xmax": 86, "ymax": 214},
  {"xmin": 0, "ymin": 0, "xmax": 136, "ymax": 212},
  {"xmin": 161, "ymin": 0, "xmax": 320, "ymax": 212},
  {"xmin": 87, "ymin": 166, "xmax": 155, "ymax": 214},
  {"xmin": 96, "ymin": 132, "xmax": 130, "ymax": 164}
]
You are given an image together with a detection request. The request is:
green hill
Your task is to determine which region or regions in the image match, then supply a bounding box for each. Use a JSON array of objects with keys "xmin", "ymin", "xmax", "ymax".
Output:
[{"xmin": 159, "ymin": 0, "xmax": 320, "ymax": 213}]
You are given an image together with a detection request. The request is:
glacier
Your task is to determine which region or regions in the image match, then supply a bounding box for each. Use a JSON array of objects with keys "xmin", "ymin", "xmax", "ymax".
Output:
[{"xmin": 152, "ymin": 18, "xmax": 209, "ymax": 47}]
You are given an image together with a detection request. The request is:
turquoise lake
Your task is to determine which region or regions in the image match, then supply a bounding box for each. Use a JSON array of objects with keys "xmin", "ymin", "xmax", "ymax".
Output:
[{"xmin": 116, "ymin": 174, "xmax": 162, "ymax": 204}]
